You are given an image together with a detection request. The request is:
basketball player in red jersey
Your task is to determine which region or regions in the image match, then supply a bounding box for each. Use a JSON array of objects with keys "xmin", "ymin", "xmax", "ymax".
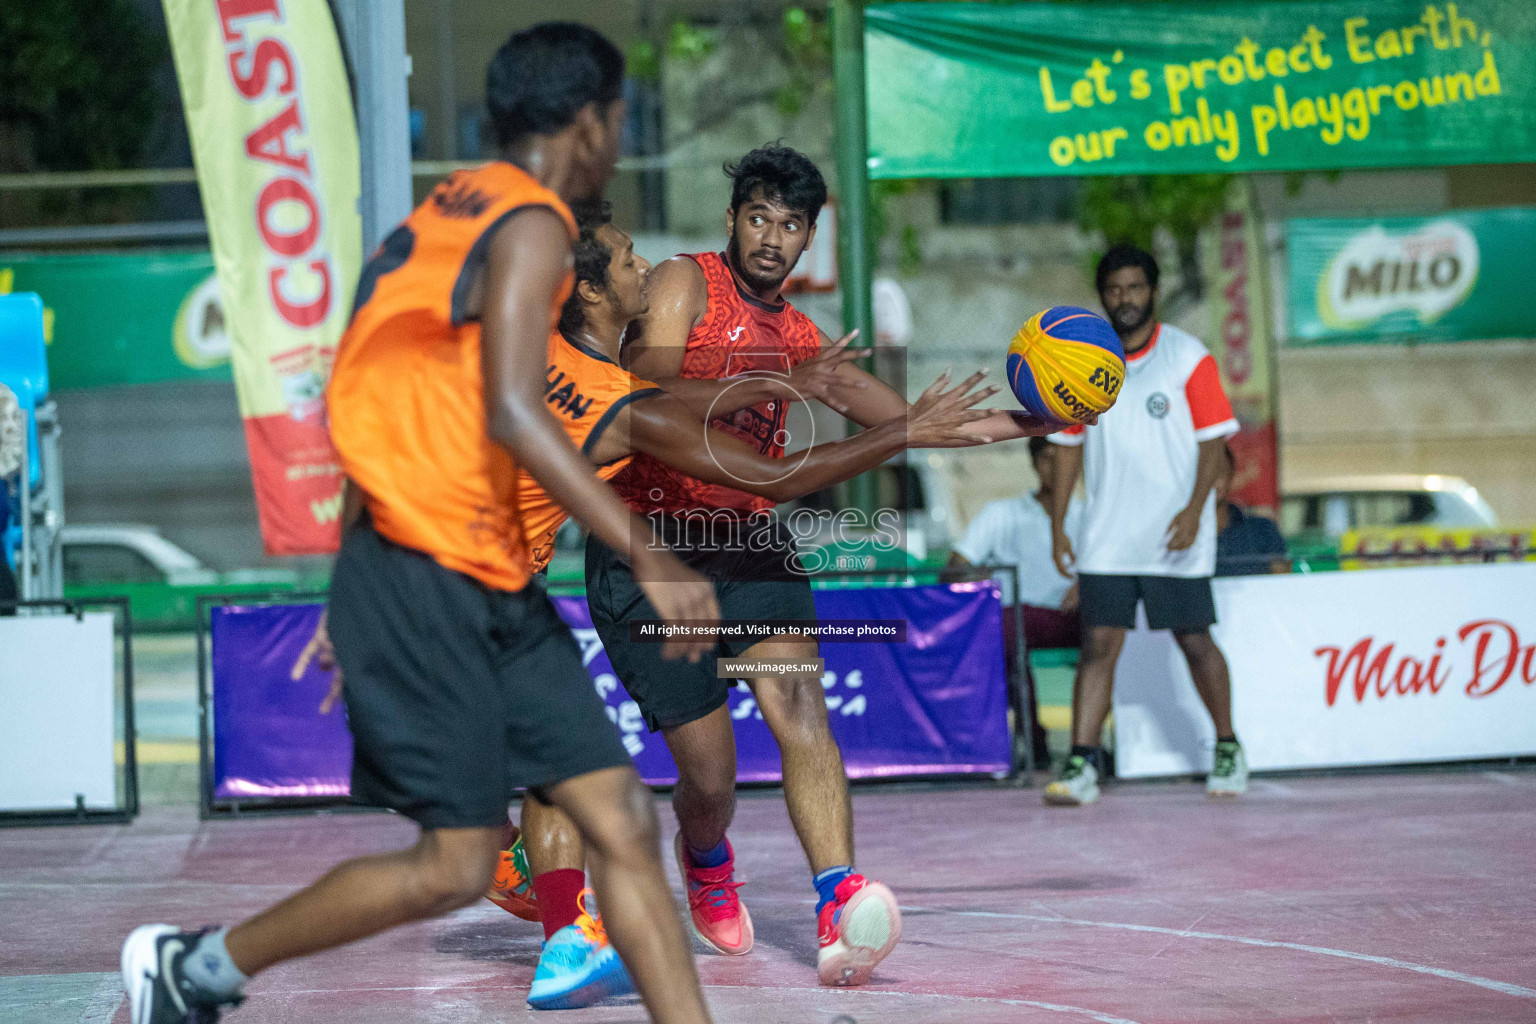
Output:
[
  {"xmin": 121, "ymin": 24, "xmax": 718, "ymax": 1024},
  {"xmin": 480, "ymin": 199, "xmax": 1009, "ymax": 1005},
  {"xmin": 590, "ymin": 145, "xmax": 1048, "ymax": 986}
]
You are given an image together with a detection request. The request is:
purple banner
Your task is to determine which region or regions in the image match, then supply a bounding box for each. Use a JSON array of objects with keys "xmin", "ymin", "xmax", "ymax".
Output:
[
  {"xmin": 208, "ymin": 583, "xmax": 1010, "ymax": 800},
  {"xmin": 211, "ymin": 602, "xmax": 352, "ymax": 799}
]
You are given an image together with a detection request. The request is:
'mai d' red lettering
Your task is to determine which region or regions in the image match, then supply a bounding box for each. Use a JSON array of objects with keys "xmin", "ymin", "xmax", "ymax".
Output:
[
  {"xmin": 1315, "ymin": 637, "xmax": 1394, "ymax": 707},
  {"xmin": 1458, "ymin": 619, "xmax": 1535, "ymax": 698},
  {"xmin": 1317, "ymin": 621, "xmax": 1531, "ymax": 706}
]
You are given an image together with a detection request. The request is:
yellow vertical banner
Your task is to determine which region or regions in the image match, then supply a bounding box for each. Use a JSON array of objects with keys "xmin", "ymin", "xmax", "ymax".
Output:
[
  {"xmin": 163, "ymin": 0, "xmax": 361, "ymax": 554},
  {"xmin": 1207, "ymin": 178, "xmax": 1279, "ymax": 513}
]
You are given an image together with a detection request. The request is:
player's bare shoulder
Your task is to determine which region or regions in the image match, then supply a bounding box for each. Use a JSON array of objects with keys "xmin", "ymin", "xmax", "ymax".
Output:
[
  {"xmin": 623, "ymin": 255, "xmax": 709, "ymax": 370},
  {"xmin": 647, "ymin": 256, "xmax": 709, "ymax": 326}
]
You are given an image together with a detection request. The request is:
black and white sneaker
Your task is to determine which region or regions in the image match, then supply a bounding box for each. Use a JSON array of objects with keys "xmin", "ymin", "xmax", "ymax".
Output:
[{"xmin": 121, "ymin": 924, "xmax": 237, "ymax": 1023}]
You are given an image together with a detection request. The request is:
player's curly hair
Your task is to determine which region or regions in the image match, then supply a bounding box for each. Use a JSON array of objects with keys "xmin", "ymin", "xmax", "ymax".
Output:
[
  {"xmin": 724, "ymin": 144, "xmax": 827, "ymax": 225},
  {"xmin": 1095, "ymin": 244, "xmax": 1160, "ymax": 294},
  {"xmin": 486, "ymin": 22, "xmax": 624, "ymax": 146},
  {"xmin": 557, "ymin": 200, "xmax": 614, "ymax": 339}
]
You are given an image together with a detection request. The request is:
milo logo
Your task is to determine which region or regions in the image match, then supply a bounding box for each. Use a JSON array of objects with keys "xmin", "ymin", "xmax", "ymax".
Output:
[
  {"xmin": 1052, "ymin": 381, "xmax": 1095, "ymax": 422},
  {"xmin": 1318, "ymin": 220, "xmax": 1479, "ymax": 331}
]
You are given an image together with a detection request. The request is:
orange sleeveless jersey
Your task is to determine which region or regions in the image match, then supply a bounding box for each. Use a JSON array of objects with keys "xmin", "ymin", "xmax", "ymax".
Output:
[
  {"xmin": 613, "ymin": 251, "xmax": 822, "ymax": 516},
  {"xmin": 327, "ymin": 163, "xmax": 577, "ymax": 592},
  {"xmin": 517, "ymin": 332, "xmax": 662, "ymax": 572}
]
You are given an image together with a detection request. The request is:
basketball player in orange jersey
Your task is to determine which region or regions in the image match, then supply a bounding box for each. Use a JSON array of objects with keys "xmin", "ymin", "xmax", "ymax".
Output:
[
  {"xmin": 120, "ymin": 24, "xmax": 719, "ymax": 1024},
  {"xmin": 589, "ymin": 145, "xmax": 1051, "ymax": 986},
  {"xmin": 476, "ymin": 197, "xmax": 1010, "ymax": 1006}
]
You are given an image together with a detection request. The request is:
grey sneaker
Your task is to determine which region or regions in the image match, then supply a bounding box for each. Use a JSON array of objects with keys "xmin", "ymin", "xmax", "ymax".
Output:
[
  {"xmin": 1044, "ymin": 754, "xmax": 1100, "ymax": 806},
  {"xmin": 1207, "ymin": 740, "xmax": 1249, "ymax": 798}
]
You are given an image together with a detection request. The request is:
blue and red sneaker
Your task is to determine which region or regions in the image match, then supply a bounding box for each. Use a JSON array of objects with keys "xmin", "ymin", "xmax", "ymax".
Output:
[
  {"xmin": 674, "ymin": 833, "xmax": 753, "ymax": 955},
  {"xmin": 526, "ymin": 889, "xmax": 634, "ymax": 1010},
  {"xmin": 816, "ymin": 874, "xmax": 902, "ymax": 986}
]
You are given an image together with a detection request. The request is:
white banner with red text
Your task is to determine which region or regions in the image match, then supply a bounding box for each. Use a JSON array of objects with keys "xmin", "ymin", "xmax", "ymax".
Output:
[
  {"xmin": 164, "ymin": 0, "xmax": 361, "ymax": 554},
  {"xmin": 1112, "ymin": 563, "xmax": 1536, "ymax": 777}
]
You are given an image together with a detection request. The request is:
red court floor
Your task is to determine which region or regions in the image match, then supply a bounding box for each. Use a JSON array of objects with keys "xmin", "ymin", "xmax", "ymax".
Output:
[{"xmin": 2, "ymin": 768, "xmax": 1534, "ymax": 1024}]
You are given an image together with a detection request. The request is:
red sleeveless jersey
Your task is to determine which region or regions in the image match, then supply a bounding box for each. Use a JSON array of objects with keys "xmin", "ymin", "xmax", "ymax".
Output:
[{"xmin": 614, "ymin": 251, "xmax": 822, "ymax": 516}]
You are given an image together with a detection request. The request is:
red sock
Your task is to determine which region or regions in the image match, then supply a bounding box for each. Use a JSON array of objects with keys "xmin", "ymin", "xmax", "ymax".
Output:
[{"xmin": 532, "ymin": 869, "xmax": 586, "ymax": 941}]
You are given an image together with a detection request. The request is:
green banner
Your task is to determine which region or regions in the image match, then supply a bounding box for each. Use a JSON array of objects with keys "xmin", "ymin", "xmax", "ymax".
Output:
[
  {"xmin": 0, "ymin": 250, "xmax": 231, "ymax": 390},
  {"xmin": 865, "ymin": 1, "xmax": 1536, "ymax": 178},
  {"xmin": 1287, "ymin": 206, "xmax": 1536, "ymax": 344}
]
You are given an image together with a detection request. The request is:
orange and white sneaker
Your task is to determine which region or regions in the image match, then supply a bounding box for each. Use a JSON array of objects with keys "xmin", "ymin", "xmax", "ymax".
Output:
[
  {"xmin": 817, "ymin": 874, "xmax": 902, "ymax": 986},
  {"xmin": 486, "ymin": 832, "xmax": 541, "ymax": 923},
  {"xmin": 674, "ymin": 833, "xmax": 753, "ymax": 955}
]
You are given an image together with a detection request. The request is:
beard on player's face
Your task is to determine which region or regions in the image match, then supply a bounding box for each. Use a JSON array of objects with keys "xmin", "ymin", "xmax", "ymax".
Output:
[
  {"xmin": 1106, "ymin": 295, "xmax": 1154, "ymax": 336},
  {"xmin": 726, "ymin": 224, "xmax": 805, "ymax": 295}
]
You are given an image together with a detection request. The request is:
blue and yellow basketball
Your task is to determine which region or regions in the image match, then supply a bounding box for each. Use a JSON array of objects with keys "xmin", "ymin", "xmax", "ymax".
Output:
[{"xmin": 1005, "ymin": 306, "xmax": 1125, "ymax": 425}]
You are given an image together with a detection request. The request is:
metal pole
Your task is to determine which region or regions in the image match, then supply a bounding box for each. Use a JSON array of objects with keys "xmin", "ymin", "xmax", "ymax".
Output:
[
  {"xmin": 331, "ymin": 0, "xmax": 413, "ymax": 256},
  {"xmin": 35, "ymin": 400, "xmax": 63, "ymax": 598},
  {"xmin": 1011, "ymin": 566, "xmax": 1034, "ymax": 782},
  {"xmin": 831, "ymin": 0, "xmax": 877, "ymax": 515},
  {"xmin": 16, "ymin": 427, "xmax": 30, "ymax": 600}
]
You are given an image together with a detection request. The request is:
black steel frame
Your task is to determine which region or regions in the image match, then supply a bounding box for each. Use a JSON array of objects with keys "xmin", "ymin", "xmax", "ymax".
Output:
[
  {"xmin": 193, "ymin": 568, "xmax": 1033, "ymax": 818},
  {"xmin": 194, "ymin": 591, "xmax": 374, "ymax": 820},
  {"xmin": 0, "ymin": 597, "xmax": 140, "ymax": 826}
]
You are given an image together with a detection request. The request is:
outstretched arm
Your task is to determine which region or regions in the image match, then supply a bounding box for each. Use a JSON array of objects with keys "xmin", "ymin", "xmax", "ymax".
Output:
[
  {"xmin": 480, "ymin": 209, "xmax": 716, "ymax": 661},
  {"xmin": 806, "ymin": 328, "xmax": 1065, "ymax": 442},
  {"xmin": 591, "ymin": 371, "xmax": 996, "ymax": 504}
]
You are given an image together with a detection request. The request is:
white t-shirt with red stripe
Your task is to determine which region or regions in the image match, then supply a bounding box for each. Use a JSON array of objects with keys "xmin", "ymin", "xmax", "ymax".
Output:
[{"xmin": 1049, "ymin": 323, "xmax": 1238, "ymax": 578}]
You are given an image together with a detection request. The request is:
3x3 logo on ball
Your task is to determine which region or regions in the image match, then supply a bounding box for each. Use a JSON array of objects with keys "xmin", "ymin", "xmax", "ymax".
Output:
[
  {"xmin": 1088, "ymin": 365, "xmax": 1121, "ymax": 397},
  {"xmin": 1146, "ymin": 392, "xmax": 1170, "ymax": 418}
]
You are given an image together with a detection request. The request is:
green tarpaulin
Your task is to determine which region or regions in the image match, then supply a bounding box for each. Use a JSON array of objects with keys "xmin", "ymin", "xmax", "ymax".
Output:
[{"xmin": 866, "ymin": 0, "xmax": 1536, "ymax": 178}]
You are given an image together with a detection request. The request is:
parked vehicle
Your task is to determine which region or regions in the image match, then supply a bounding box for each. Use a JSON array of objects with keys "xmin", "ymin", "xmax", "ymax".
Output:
[
  {"xmin": 1280, "ymin": 474, "xmax": 1497, "ymax": 538},
  {"xmin": 62, "ymin": 524, "xmax": 304, "ymax": 630},
  {"xmin": 1279, "ymin": 474, "xmax": 1498, "ymax": 571}
]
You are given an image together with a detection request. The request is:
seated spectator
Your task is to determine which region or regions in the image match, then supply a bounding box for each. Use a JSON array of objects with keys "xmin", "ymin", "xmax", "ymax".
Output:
[
  {"xmin": 947, "ymin": 436, "xmax": 1084, "ymax": 763},
  {"xmin": 0, "ymin": 381, "xmax": 21, "ymax": 609},
  {"xmin": 1214, "ymin": 444, "xmax": 1289, "ymax": 577}
]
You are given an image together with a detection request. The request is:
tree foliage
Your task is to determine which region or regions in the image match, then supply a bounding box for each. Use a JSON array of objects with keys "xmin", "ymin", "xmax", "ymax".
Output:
[
  {"xmin": 1075, "ymin": 174, "xmax": 1232, "ymax": 306},
  {"xmin": 0, "ymin": 0, "xmax": 165, "ymax": 224}
]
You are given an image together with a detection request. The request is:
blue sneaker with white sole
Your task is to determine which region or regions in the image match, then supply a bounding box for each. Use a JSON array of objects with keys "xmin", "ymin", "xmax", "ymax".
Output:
[{"xmin": 526, "ymin": 889, "xmax": 635, "ymax": 1010}]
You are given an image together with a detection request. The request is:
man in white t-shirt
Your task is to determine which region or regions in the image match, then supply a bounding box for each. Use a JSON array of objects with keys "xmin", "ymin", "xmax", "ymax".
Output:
[
  {"xmin": 947, "ymin": 436, "xmax": 1085, "ymax": 762},
  {"xmin": 1044, "ymin": 245, "xmax": 1247, "ymax": 806}
]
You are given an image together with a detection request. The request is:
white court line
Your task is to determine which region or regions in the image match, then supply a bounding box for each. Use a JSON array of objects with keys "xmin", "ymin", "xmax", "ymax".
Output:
[
  {"xmin": 265, "ymin": 980, "xmax": 1145, "ymax": 1024},
  {"xmin": 713, "ymin": 984, "xmax": 1146, "ymax": 1024},
  {"xmin": 906, "ymin": 905, "xmax": 1536, "ymax": 1000}
]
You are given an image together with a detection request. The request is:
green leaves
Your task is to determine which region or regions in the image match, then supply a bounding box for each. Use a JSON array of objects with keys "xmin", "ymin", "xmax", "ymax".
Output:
[{"xmin": 0, "ymin": 0, "xmax": 163, "ymax": 173}]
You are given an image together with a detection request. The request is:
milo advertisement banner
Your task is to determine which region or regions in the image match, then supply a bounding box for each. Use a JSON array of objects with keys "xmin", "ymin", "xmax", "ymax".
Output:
[
  {"xmin": 0, "ymin": 252, "xmax": 231, "ymax": 389},
  {"xmin": 1287, "ymin": 207, "xmax": 1536, "ymax": 344},
  {"xmin": 164, "ymin": 0, "xmax": 362, "ymax": 554}
]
